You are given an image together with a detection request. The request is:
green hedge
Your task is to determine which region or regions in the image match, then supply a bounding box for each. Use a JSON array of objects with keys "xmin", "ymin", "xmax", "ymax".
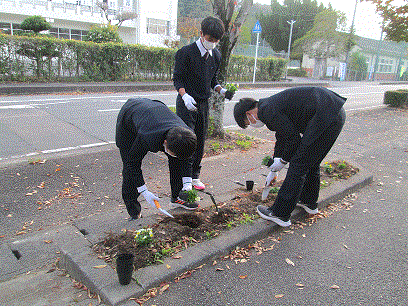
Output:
[
  {"xmin": 0, "ymin": 33, "xmax": 286, "ymax": 83},
  {"xmin": 384, "ymin": 89, "xmax": 408, "ymax": 107},
  {"xmin": 287, "ymin": 68, "xmax": 307, "ymax": 77}
]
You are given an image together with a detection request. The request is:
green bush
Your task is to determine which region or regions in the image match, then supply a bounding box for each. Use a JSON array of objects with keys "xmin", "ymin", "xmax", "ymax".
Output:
[
  {"xmin": 20, "ymin": 16, "xmax": 51, "ymax": 34},
  {"xmin": 287, "ymin": 68, "xmax": 307, "ymax": 77},
  {"xmin": 384, "ymin": 89, "xmax": 408, "ymax": 107}
]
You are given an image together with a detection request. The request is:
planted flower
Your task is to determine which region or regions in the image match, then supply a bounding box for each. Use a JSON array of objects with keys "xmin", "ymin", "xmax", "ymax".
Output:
[
  {"xmin": 134, "ymin": 228, "xmax": 153, "ymax": 246},
  {"xmin": 225, "ymin": 83, "xmax": 239, "ymax": 93}
]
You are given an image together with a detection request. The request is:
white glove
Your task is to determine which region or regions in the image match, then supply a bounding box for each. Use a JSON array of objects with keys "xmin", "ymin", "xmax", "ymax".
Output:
[
  {"xmin": 220, "ymin": 88, "xmax": 227, "ymax": 96},
  {"xmin": 137, "ymin": 185, "xmax": 160, "ymax": 208},
  {"xmin": 269, "ymin": 157, "xmax": 287, "ymax": 172},
  {"xmin": 182, "ymin": 177, "xmax": 192, "ymax": 191},
  {"xmin": 265, "ymin": 170, "xmax": 278, "ymax": 187},
  {"xmin": 182, "ymin": 93, "xmax": 197, "ymax": 111}
]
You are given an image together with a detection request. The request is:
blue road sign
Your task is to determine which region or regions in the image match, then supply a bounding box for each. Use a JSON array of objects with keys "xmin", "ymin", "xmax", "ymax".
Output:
[{"xmin": 252, "ymin": 21, "xmax": 262, "ymax": 33}]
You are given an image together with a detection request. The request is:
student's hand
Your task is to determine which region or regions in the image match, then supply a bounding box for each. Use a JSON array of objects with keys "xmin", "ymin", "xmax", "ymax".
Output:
[
  {"xmin": 269, "ymin": 157, "xmax": 287, "ymax": 172},
  {"xmin": 182, "ymin": 94, "xmax": 197, "ymax": 111},
  {"xmin": 265, "ymin": 170, "xmax": 278, "ymax": 187},
  {"xmin": 137, "ymin": 185, "xmax": 160, "ymax": 208}
]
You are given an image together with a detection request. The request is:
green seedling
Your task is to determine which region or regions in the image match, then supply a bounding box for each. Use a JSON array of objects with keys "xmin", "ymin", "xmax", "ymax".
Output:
[
  {"xmin": 320, "ymin": 180, "xmax": 330, "ymax": 188},
  {"xmin": 338, "ymin": 161, "xmax": 347, "ymax": 170},
  {"xmin": 185, "ymin": 189, "xmax": 198, "ymax": 204},
  {"xmin": 210, "ymin": 142, "xmax": 220, "ymax": 152},
  {"xmin": 262, "ymin": 155, "xmax": 272, "ymax": 166},
  {"xmin": 225, "ymin": 82, "xmax": 239, "ymax": 93},
  {"xmin": 226, "ymin": 220, "xmax": 235, "ymax": 229},
  {"xmin": 240, "ymin": 213, "xmax": 254, "ymax": 224},
  {"xmin": 323, "ymin": 162, "xmax": 333, "ymax": 174},
  {"xmin": 134, "ymin": 228, "xmax": 153, "ymax": 246},
  {"xmin": 235, "ymin": 140, "xmax": 252, "ymax": 150}
]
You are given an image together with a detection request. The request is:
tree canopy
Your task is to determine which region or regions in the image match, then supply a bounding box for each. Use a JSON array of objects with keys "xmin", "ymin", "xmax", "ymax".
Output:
[
  {"xmin": 85, "ymin": 24, "xmax": 122, "ymax": 43},
  {"xmin": 259, "ymin": 0, "xmax": 329, "ymax": 53},
  {"xmin": 364, "ymin": 0, "xmax": 408, "ymax": 42},
  {"xmin": 20, "ymin": 16, "xmax": 51, "ymax": 34}
]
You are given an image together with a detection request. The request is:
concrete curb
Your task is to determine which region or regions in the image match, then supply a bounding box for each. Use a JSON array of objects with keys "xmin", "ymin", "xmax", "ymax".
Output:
[
  {"xmin": 59, "ymin": 166, "xmax": 373, "ymax": 306},
  {"xmin": 0, "ymin": 81, "xmax": 330, "ymax": 96}
]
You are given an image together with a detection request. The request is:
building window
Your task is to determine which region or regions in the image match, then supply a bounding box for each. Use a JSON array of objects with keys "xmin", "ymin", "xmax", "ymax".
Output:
[
  {"xmin": 146, "ymin": 18, "xmax": 169, "ymax": 35},
  {"xmin": 379, "ymin": 58, "xmax": 393, "ymax": 73}
]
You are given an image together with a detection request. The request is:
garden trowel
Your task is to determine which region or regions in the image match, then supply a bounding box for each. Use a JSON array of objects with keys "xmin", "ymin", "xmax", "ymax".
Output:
[
  {"xmin": 262, "ymin": 171, "xmax": 278, "ymax": 201},
  {"xmin": 154, "ymin": 200, "xmax": 174, "ymax": 218}
]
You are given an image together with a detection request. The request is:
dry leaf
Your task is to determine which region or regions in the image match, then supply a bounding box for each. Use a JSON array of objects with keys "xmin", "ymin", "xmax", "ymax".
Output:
[
  {"xmin": 239, "ymin": 275, "xmax": 247, "ymax": 279},
  {"xmin": 159, "ymin": 284, "xmax": 169, "ymax": 294},
  {"xmin": 215, "ymin": 268, "xmax": 224, "ymax": 271},
  {"xmin": 93, "ymin": 265, "xmax": 107, "ymax": 269},
  {"xmin": 166, "ymin": 264, "xmax": 171, "ymax": 269},
  {"xmin": 44, "ymin": 240, "xmax": 53, "ymax": 244},
  {"xmin": 172, "ymin": 255, "xmax": 182, "ymax": 259},
  {"xmin": 331, "ymin": 285, "xmax": 340, "ymax": 289},
  {"xmin": 275, "ymin": 294, "xmax": 284, "ymax": 298},
  {"xmin": 343, "ymin": 245, "xmax": 349, "ymax": 249},
  {"xmin": 285, "ymin": 258, "xmax": 295, "ymax": 266},
  {"xmin": 296, "ymin": 283, "xmax": 305, "ymax": 287}
]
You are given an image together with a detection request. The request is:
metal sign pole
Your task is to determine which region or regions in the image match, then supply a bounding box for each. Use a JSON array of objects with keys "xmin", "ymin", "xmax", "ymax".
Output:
[{"xmin": 253, "ymin": 32, "xmax": 259, "ymax": 84}]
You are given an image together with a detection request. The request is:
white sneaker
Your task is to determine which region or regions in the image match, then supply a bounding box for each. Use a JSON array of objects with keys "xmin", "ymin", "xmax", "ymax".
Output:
[
  {"xmin": 192, "ymin": 178, "xmax": 205, "ymax": 190},
  {"xmin": 296, "ymin": 203, "xmax": 319, "ymax": 214}
]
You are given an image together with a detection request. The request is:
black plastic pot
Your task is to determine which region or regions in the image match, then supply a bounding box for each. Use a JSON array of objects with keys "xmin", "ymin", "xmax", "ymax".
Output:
[{"xmin": 116, "ymin": 253, "xmax": 134, "ymax": 285}]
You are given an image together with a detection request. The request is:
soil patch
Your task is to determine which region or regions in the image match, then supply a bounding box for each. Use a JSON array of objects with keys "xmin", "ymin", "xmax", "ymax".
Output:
[{"xmin": 92, "ymin": 160, "xmax": 359, "ymax": 270}]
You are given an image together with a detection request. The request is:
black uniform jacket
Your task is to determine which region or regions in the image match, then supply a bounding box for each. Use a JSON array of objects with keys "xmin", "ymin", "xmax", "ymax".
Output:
[
  {"xmin": 116, "ymin": 98, "xmax": 189, "ymax": 186},
  {"xmin": 257, "ymin": 87, "xmax": 346, "ymax": 162},
  {"xmin": 173, "ymin": 42, "xmax": 221, "ymax": 100}
]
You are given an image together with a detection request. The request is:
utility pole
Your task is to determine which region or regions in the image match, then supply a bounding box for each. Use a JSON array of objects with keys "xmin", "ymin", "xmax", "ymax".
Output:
[
  {"xmin": 345, "ymin": 0, "xmax": 358, "ymax": 70},
  {"xmin": 286, "ymin": 20, "xmax": 296, "ymax": 78}
]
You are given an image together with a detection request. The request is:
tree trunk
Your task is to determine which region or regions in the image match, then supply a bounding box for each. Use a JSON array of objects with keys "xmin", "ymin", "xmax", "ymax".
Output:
[{"xmin": 210, "ymin": 0, "xmax": 253, "ymax": 138}]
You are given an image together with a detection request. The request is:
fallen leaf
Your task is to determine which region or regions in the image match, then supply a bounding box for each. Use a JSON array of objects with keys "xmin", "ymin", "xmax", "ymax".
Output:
[
  {"xmin": 285, "ymin": 258, "xmax": 295, "ymax": 266},
  {"xmin": 55, "ymin": 167, "xmax": 61, "ymax": 172},
  {"xmin": 343, "ymin": 245, "xmax": 349, "ymax": 249},
  {"xmin": 296, "ymin": 283, "xmax": 305, "ymax": 287},
  {"xmin": 159, "ymin": 284, "xmax": 169, "ymax": 294},
  {"xmin": 93, "ymin": 265, "xmax": 107, "ymax": 269},
  {"xmin": 44, "ymin": 240, "xmax": 53, "ymax": 244},
  {"xmin": 172, "ymin": 255, "xmax": 182, "ymax": 259},
  {"xmin": 215, "ymin": 268, "xmax": 224, "ymax": 271},
  {"xmin": 239, "ymin": 275, "xmax": 247, "ymax": 279},
  {"xmin": 275, "ymin": 294, "xmax": 284, "ymax": 298},
  {"xmin": 166, "ymin": 264, "xmax": 171, "ymax": 269},
  {"xmin": 331, "ymin": 285, "xmax": 340, "ymax": 289}
]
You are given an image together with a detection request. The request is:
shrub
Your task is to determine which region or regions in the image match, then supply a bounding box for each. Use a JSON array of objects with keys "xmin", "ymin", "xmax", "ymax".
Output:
[
  {"xmin": 20, "ymin": 16, "xmax": 51, "ymax": 34},
  {"xmin": 287, "ymin": 68, "xmax": 307, "ymax": 77},
  {"xmin": 384, "ymin": 89, "xmax": 408, "ymax": 107}
]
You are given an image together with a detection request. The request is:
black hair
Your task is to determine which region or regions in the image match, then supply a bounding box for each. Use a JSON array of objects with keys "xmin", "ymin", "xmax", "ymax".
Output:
[
  {"xmin": 201, "ymin": 16, "xmax": 225, "ymax": 40},
  {"xmin": 166, "ymin": 126, "xmax": 197, "ymax": 160},
  {"xmin": 233, "ymin": 98, "xmax": 258, "ymax": 129}
]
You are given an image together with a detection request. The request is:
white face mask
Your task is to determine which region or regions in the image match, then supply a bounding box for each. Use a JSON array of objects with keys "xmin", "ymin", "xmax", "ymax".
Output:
[
  {"xmin": 202, "ymin": 38, "xmax": 217, "ymax": 50},
  {"xmin": 247, "ymin": 114, "xmax": 265, "ymax": 128}
]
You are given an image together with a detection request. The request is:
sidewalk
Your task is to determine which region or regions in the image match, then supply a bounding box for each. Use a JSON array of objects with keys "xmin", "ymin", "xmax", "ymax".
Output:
[{"xmin": 1, "ymin": 81, "xmax": 407, "ymax": 305}]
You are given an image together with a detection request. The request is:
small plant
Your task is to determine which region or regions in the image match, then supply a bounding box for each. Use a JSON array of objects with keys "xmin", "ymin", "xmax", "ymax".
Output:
[
  {"xmin": 168, "ymin": 106, "xmax": 176, "ymax": 113},
  {"xmin": 205, "ymin": 230, "xmax": 217, "ymax": 239},
  {"xmin": 185, "ymin": 189, "xmax": 198, "ymax": 204},
  {"xmin": 323, "ymin": 162, "xmax": 333, "ymax": 174},
  {"xmin": 235, "ymin": 139, "xmax": 252, "ymax": 150},
  {"xmin": 270, "ymin": 187, "xmax": 280, "ymax": 194},
  {"xmin": 338, "ymin": 161, "xmax": 347, "ymax": 170},
  {"xmin": 239, "ymin": 213, "xmax": 254, "ymax": 224},
  {"xmin": 134, "ymin": 228, "xmax": 153, "ymax": 246},
  {"xmin": 262, "ymin": 155, "xmax": 272, "ymax": 166},
  {"xmin": 223, "ymin": 144, "xmax": 235, "ymax": 150},
  {"xmin": 225, "ymin": 83, "xmax": 239, "ymax": 93},
  {"xmin": 210, "ymin": 141, "xmax": 220, "ymax": 152},
  {"xmin": 226, "ymin": 220, "xmax": 235, "ymax": 229}
]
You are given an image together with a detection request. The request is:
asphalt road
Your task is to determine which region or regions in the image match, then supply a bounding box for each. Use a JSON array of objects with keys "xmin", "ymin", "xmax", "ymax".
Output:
[{"xmin": 0, "ymin": 82, "xmax": 405, "ymax": 161}]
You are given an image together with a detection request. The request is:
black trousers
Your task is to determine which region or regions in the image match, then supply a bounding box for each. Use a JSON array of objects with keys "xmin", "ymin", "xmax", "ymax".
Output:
[
  {"xmin": 119, "ymin": 148, "xmax": 191, "ymax": 218},
  {"xmin": 272, "ymin": 108, "xmax": 346, "ymax": 220},
  {"xmin": 176, "ymin": 95, "xmax": 209, "ymax": 179}
]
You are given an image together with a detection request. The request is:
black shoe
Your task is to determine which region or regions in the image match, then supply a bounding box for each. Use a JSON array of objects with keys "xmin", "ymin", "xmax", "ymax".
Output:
[
  {"xmin": 127, "ymin": 214, "xmax": 140, "ymax": 221},
  {"xmin": 256, "ymin": 205, "xmax": 291, "ymax": 227},
  {"xmin": 171, "ymin": 191, "xmax": 199, "ymax": 210}
]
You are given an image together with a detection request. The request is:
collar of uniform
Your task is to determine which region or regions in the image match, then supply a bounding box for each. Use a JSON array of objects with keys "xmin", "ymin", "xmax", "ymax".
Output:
[{"xmin": 196, "ymin": 38, "xmax": 213, "ymax": 57}]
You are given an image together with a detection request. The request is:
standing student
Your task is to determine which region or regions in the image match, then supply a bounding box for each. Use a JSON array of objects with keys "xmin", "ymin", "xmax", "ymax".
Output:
[
  {"xmin": 116, "ymin": 98, "xmax": 198, "ymax": 220},
  {"xmin": 233, "ymin": 86, "xmax": 346, "ymax": 227},
  {"xmin": 173, "ymin": 16, "xmax": 234, "ymax": 191}
]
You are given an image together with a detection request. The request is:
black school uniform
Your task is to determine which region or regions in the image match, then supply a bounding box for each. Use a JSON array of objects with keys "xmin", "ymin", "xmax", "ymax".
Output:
[
  {"xmin": 258, "ymin": 86, "xmax": 346, "ymax": 221},
  {"xmin": 116, "ymin": 98, "xmax": 192, "ymax": 218},
  {"xmin": 173, "ymin": 40, "xmax": 221, "ymax": 179}
]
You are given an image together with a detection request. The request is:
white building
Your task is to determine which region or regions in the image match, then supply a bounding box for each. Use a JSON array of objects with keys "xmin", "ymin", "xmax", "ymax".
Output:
[{"xmin": 0, "ymin": 0, "xmax": 179, "ymax": 47}]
